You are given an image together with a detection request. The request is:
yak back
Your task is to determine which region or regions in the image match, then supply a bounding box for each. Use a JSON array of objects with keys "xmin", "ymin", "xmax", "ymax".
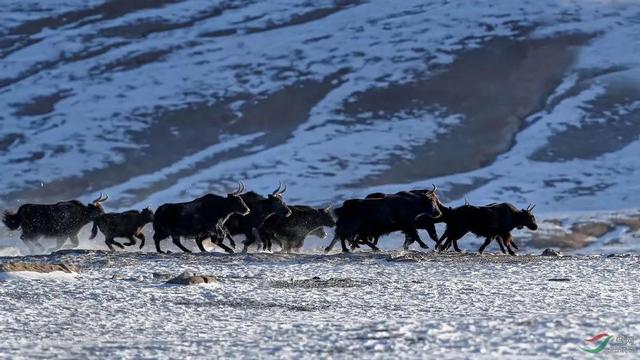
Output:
[
  {"xmin": 153, "ymin": 194, "xmax": 228, "ymax": 236},
  {"xmin": 16, "ymin": 200, "xmax": 100, "ymax": 236},
  {"xmin": 452, "ymin": 203, "xmax": 520, "ymax": 237}
]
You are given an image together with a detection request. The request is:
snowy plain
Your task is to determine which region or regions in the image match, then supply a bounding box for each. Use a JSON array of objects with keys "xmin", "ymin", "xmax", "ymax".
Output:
[{"xmin": 1, "ymin": 250, "xmax": 639, "ymax": 359}]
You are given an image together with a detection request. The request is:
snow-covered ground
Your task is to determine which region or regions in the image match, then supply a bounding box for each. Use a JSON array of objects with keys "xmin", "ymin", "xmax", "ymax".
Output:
[{"xmin": 0, "ymin": 250, "xmax": 638, "ymax": 359}]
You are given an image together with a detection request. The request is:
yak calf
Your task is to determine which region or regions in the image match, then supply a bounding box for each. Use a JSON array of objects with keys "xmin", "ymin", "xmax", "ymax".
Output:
[{"xmin": 90, "ymin": 208, "xmax": 154, "ymax": 251}]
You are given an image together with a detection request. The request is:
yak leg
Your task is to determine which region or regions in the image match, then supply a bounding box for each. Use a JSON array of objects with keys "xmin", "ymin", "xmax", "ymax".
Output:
[
  {"xmin": 424, "ymin": 223, "xmax": 439, "ymax": 244},
  {"xmin": 105, "ymin": 238, "xmax": 115, "ymax": 252},
  {"xmin": 361, "ymin": 239, "xmax": 380, "ymax": 252},
  {"xmin": 194, "ymin": 236, "xmax": 208, "ymax": 252},
  {"xmin": 440, "ymin": 227, "xmax": 467, "ymax": 252},
  {"xmin": 241, "ymin": 231, "xmax": 259, "ymax": 253},
  {"xmin": 324, "ymin": 234, "xmax": 342, "ymax": 253},
  {"xmin": 223, "ymin": 229, "xmax": 236, "ymax": 249},
  {"xmin": 435, "ymin": 229, "xmax": 449, "ymax": 249},
  {"xmin": 214, "ymin": 237, "xmax": 234, "ymax": 253},
  {"xmin": 340, "ymin": 237, "xmax": 350, "ymax": 253},
  {"xmin": 494, "ymin": 236, "xmax": 507, "ymax": 254},
  {"xmin": 105, "ymin": 237, "xmax": 124, "ymax": 252},
  {"xmin": 123, "ymin": 236, "xmax": 136, "ymax": 247},
  {"xmin": 153, "ymin": 232, "xmax": 168, "ymax": 253},
  {"xmin": 21, "ymin": 233, "xmax": 44, "ymax": 254},
  {"xmin": 406, "ymin": 228, "xmax": 429, "ymax": 249},
  {"xmin": 171, "ymin": 234, "xmax": 191, "ymax": 253},
  {"xmin": 500, "ymin": 233, "xmax": 516, "ymax": 256},
  {"xmin": 135, "ymin": 233, "xmax": 146, "ymax": 249},
  {"xmin": 451, "ymin": 239, "xmax": 462, "ymax": 253},
  {"xmin": 478, "ymin": 237, "xmax": 494, "ymax": 254},
  {"xmin": 68, "ymin": 234, "xmax": 80, "ymax": 248}
]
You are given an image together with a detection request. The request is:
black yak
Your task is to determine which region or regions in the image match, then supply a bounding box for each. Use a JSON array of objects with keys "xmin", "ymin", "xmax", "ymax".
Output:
[
  {"xmin": 2, "ymin": 193, "xmax": 108, "ymax": 253},
  {"xmin": 416, "ymin": 203, "xmax": 538, "ymax": 255},
  {"xmin": 223, "ymin": 183, "xmax": 292, "ymax": 253},
  {"xmin": 325, "ymin": 186, "xmax": 442, "ymax": 253},
  {"xmin": 257, "ymin": 205, "xmax": 335, "ymax": 252},
  {"xmin": 152, "ymin": 183, "xmax": 250, "ymax": 253},
  {"xmin": 90, "ymin": 208, "xmax": 154, "ymax": 251},
  {"xmin": 362, "ymin": 187, "xmax": 443, "ymax": 247}
]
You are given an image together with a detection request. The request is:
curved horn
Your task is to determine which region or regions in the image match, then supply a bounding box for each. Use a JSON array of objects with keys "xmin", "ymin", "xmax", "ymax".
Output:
[
  {"xmin": 528, "ymin": 204, "xmax": 536, "ymax": 212},
  {"xmin": 464, "ymin": 197, "xmax": 469, "ymax": 206},
  {"xmin": 431, "ymin": 184, "xmax": 438, "ymax": 193},
  {"xmin": 231, "ymin": 181, "xmax": 243, "ymax": 195},
  {"xmin": 272, "ymin": 182, "xmax": 283, "ymax": 195},
  {"xmin": 279, "ymin": 183, "xmax": 287, "ymax": 194},
  {"xmin": 92, "ymin": 192, "xmax": 108, "ymax": 203}
]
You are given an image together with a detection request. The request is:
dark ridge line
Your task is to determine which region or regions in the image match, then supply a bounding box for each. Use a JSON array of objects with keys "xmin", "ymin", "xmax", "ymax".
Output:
[
  {"xmin": 200, "ymin": 0, "xmax": 364, "ymax": 38},
  {"xmin": 97, "ymin": 0, "xmax": 256, "ymax": 39},
  {"xmin": 0, "ymin": 41, "xmax": 127, "ymax": 90},
  {"xmin": 0, "ymin": 0, "xmax": 182, "ymax": 60}
]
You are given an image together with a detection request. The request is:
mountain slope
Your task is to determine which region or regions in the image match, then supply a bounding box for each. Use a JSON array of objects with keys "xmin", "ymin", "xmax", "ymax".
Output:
[{"xmin": 1, "ymin": 0, "xmax": 639, "ymax": 215}]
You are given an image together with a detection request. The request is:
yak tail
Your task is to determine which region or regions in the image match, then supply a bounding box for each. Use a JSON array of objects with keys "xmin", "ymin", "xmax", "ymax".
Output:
[
  {"xmin": 2, "ymin": 210, "xmax": 21, "ymax": 230},
  {"xmin": 89, "ymin": 222, "xmax": 99, "ymax": 240}
]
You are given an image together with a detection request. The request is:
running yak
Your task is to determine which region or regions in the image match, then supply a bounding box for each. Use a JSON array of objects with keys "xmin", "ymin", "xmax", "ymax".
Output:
[
  {"xmin": 90, "ymin": 208, "xmax": 154, "ymax": 251},
  {"xmin": 416, "ymin": 202, "xmax": 538, "ymax": 255},
  {"xmin": 223, "ymin": 183, "xmax": 292, "ymax": 253},
  {"xmin": 152, "ymin": 183, "xmax": 250, "ymax": 253},
  {"xmin": 325, "ymin": 186, "xmax": 442, "ymax": 253},
  {"xmin": 257, "ymin": 205, "xmax": 335, "ymax": 252},
  {"xmin": 2, "ymin": 193, "xmax": 108, "ymax": 253}
]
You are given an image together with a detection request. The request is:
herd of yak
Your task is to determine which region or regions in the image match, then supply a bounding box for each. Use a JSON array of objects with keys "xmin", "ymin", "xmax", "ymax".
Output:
[{"xmin": 1, "ymin": 182, "xmax": 539, "ymax": 255}]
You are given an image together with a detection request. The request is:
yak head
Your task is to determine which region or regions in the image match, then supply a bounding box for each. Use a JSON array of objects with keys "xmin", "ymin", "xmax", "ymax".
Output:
[
  {"xmin": 318, "ymin": 206, "xmax": 336, "ymax": 227},
  {"xmin": 140, "ymin": 207, "xmax": 154, "ymax": 223},
  {"xmin": 87, "ymin": 193, "xmax": 108, "ymax": 218},
  {"xmin": 418, "ymin": 184, "xmax": 443, "ymax": 220},
  {"xmin": 517, "ymin": 204, "xmax": 538, "ymax": 230},
  {"xmin": 265, "ymin": 182, "xmax": 292, "ymax": 218},
  {"xmin": 227, "ymin": 182, "xmax": 251, "ymax": 216}
]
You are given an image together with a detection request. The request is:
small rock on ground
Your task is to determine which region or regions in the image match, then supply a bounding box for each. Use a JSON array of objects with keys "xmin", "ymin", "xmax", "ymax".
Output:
[
  {"xmin": 541, "ymin": 248, "xmax": 562, "ymax": 257},
  {"xmin": 166, "ymin": 271, "xmax": 219, "ymax": 285}
]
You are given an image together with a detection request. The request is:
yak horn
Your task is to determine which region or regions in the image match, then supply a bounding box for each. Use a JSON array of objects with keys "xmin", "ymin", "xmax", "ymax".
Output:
[
  {"xmin": 464, "ymin": 197, "xmax": 469, "ymax": 205},
  {"xmin": 272, "ymin": 182, "xmax": 283, "ymax": 195},
  {"xmin": 92, "ymin": 192, "xmax": 108, "ymax": 204},
  {"xmin": 231, "ymin": 181, "xmax": 244, "ymax": 195},
  {"xmin": 431, "ymin": 184, "xmax": 438, "ymax": 193}
]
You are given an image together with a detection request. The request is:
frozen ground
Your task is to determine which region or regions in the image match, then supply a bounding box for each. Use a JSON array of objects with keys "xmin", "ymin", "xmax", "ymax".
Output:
[{"xmin": 0, "ymin": 250, "xmax": 638, "ymax": 359}]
